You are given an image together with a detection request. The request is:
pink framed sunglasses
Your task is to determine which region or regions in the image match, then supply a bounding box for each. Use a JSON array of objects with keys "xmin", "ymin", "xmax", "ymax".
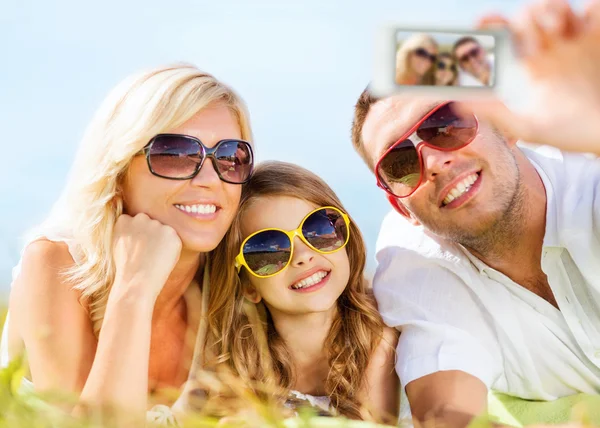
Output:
[{"xmin": 375, "ymin": 101, "xmax": 479, "ymax": 199}]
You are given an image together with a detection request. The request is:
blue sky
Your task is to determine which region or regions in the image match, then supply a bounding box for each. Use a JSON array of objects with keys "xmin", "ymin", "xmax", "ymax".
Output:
[{"xmin": 0, "ymin": 0, "xmax": 584, "ymax": 292}]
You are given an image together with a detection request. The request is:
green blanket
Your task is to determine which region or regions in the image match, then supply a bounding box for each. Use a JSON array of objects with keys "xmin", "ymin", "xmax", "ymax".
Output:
[
  {"xmin": 487, "ymin": 392, "xmax": 600, "ymax": 427},
  {"xmin": 284, "ymin": 393, "xmax": 600, "ymax": 427},
  {"xmin": 282, "ymin": 393, "xmax": 600, "ymax": 428}
]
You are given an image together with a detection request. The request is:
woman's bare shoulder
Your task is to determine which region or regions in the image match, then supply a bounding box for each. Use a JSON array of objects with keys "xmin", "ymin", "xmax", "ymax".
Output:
[
  {"xmin": 8, "ymin": 239, "xmax": 97, "ymax": 393},
  {"xmin": 11, "ymin": 238, "xmax": 80, "ymax": 304},
  {"xmin": 22, "ymin": 238, "xmax": 74, "ymax": 266}
]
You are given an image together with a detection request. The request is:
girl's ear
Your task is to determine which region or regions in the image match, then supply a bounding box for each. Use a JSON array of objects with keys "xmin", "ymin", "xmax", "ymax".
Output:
[{"xmin": 243, "ymin": 284, "xmax": 262, "ymax": 304}]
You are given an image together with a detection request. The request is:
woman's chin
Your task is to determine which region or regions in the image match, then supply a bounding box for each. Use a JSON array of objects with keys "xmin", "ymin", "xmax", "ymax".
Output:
[{"xmin": 179, "ymin": 232, "xmax": 225, "ymax": 254}]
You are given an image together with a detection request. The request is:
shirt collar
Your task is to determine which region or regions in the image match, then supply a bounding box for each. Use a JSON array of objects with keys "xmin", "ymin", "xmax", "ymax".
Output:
[{"xmin": 528, "ymin": 152, "xmax": 559, "ymax": 248}]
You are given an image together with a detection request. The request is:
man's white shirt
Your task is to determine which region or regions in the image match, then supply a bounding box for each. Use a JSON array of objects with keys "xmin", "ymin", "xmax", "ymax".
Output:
[
  {"xmin": 373, "ymin": 145, "xmax": 600, "ymax": 417},
  {"xmin": 457, "ymin": 53, "xmax": 495, "ymax": 87}
]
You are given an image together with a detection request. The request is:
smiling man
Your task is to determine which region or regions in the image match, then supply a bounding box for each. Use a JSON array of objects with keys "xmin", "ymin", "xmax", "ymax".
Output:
[
  {"xmin": 453, "ymin": 37, "xmax": 494, "ymax": 86},
  {"xmin": 351, "ymin": 91, "xmax": 600, "ymax": 427}
]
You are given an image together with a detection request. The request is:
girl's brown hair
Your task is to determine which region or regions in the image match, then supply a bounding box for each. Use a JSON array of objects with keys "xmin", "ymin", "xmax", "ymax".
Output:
[
  {"xmin": 435, "ymin": 52, "xmax": 458, "ymax": 86},
  {"xmin": 205, "ymin": 161, "xmax": 385, "ymax": 419}
]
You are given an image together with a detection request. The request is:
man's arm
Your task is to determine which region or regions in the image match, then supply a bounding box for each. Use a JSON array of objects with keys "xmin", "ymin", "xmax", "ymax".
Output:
[
  {"xmin": 373, "ymin": 225, "xmax": 503, "ymax": 425},
  {"xmin": 406, "ymin": 370, "xmax": 488, "ymax": 428},
  {"xmin": 461, "ymin": 0, "xmax": 600, "ymax": 156}
]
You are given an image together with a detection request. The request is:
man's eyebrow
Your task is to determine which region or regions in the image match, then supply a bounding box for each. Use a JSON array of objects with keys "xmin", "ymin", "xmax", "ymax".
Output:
[{"xmin": 379, "ymin": 100, "xmax": 442, "ymax": 155}]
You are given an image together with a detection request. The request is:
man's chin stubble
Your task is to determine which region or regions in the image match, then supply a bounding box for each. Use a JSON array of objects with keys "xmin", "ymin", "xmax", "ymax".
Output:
[
  {"xmin": 452, "ymin": 172, "xmax": 525, "ymax": 257},
  {"xmin": 414, "ymin": 168, "xmax": 524, "ymax": 256}
]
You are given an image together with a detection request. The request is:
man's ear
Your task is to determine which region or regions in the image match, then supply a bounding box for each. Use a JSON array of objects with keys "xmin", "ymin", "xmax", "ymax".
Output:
[
  {"xmin": 387, "ymin": 195, "xmax": 421, "ymax": 226},
  {"xmin": 243, "ymin": 284, "xmax": 262, "ymax": 304}
]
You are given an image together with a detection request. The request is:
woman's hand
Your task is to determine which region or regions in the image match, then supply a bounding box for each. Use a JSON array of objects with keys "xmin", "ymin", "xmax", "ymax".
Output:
[
  {"xmin": 461, "ymin": 0, "xmax": 600, "ymax": 156},
  {"xmin": 112, "ymin": 213, "xmax": 183, "ymax": 302}
]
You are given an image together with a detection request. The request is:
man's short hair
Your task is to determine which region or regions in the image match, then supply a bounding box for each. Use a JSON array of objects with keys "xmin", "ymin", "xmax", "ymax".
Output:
[
  {"xmin": 452, "ymin": 36, "xmax": 480, "ymax": 56},
  {"xmin": 351, "ymin": 86, "xmax": 380, "ymax": 172}
]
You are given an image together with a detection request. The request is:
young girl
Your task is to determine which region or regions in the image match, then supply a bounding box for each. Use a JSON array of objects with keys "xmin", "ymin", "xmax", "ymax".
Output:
[
  {"xmin": 205, "ymin": 161, "xmax": 399, "ymax": 423},
  {"xmin": 435, "ymin": 52, "xmax": 458, "ymax": 86}
]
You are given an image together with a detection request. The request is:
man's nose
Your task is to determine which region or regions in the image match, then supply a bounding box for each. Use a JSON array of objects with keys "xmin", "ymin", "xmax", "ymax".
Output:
[{"xmin": 420, "ymin": 145, "xmax": 455, "ymax": 180}]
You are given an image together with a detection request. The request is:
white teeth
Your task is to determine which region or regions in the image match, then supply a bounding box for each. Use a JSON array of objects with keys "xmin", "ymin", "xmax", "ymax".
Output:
[
  {"xmin": 442, "ymin": 173, "xmax": 479, "ymax": 206},
  {"xmin": 291, "ymin": 270, "xmax": 328, "ymax": 290},
  {"xmin": 175, "ymin": 204, "xmax": 217, "ymax": 214}
]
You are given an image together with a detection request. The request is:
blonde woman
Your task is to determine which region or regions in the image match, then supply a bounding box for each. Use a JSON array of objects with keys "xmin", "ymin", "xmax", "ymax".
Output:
[
  {"xmin": 1, "ymin": 64, "xmax": 254, "ymax": 424},
  {"xmin": 203, "ymin": 161, "xmax": 399, "ymax": 424},
  {"xmin": 395, "ymin": 33, "xmax": 438, "ymax": 85}
]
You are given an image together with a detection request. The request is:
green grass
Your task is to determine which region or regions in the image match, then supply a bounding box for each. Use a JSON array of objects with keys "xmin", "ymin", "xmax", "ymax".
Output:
[
  {"xmin": 3, "ymin": 304, "xmax": 598, "ymax": 428},
  {"xmin": 0, "ymin": 306, "xmax": 400, "ymax": 427},
  {"xmin": 0, "ymin": 363, "xmax": 396, "ymax": 428}
]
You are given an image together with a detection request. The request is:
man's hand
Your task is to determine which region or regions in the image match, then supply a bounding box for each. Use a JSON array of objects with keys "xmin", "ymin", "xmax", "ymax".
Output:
[
  {"xmin": 406, "ymin": 370, "xmax": 488, "ymax": 428},
  {"xmin": 460, "ymin": 0, "xmax": 600, "ymax": 156}
]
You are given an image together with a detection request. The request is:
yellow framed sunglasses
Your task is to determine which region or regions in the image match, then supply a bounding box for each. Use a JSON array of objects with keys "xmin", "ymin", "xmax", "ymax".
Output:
[{"xmin": 235, "ymin": 206, "xmax": 351, "ymax": 278}]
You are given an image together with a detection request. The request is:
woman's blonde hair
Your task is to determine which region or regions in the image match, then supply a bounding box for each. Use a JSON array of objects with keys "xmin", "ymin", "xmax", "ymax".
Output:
[
  {"xmin": 395, "ymin": 33, "xmax": 438, "ymax": 85},
  {"xmin": 204, "ymin": 161, "xmax": 385, "ymax": 419},
  {"xmin": 30, "ymin": 63, "xmax": 253, "ymax": 336}
]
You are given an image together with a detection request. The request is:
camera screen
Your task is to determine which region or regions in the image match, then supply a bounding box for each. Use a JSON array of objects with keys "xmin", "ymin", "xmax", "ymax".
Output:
[{"xmin": 395, "ymin": 31, "xmax": 496, "ymax": 88}]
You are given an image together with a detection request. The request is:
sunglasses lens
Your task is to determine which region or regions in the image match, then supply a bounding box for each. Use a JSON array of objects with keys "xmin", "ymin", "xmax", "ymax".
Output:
[
  {"xmin": 302, "ymin": 208, "xmax": 348, "ymax": 253},
  {"xmin": 460, "ymin": 47, "xmax": 480, "ymax": 62},
  {"xmin": 148, "ymin": 135, "xmax": 201, "ymax": 178},
  {"xmin": 416, "ymin": 103, "xmax": 477, "ymax": 149},
  {"xmin": 214, "ymin": 140, "xmax": 253, "ymax": 183},
  {"xmin": 377, "ymin": 140, "xmax": 421, "ymax": 197},
  {"xmin": 377, "ymin": 103, "xmax": 477, "ymax": 198},
  {"xmin": 243, "ymin": 230, "xmax": 291, "ymax": 277},
  {"xmin": 415, "ymin": 48, "xmax": 434, "ymax": 61}
]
